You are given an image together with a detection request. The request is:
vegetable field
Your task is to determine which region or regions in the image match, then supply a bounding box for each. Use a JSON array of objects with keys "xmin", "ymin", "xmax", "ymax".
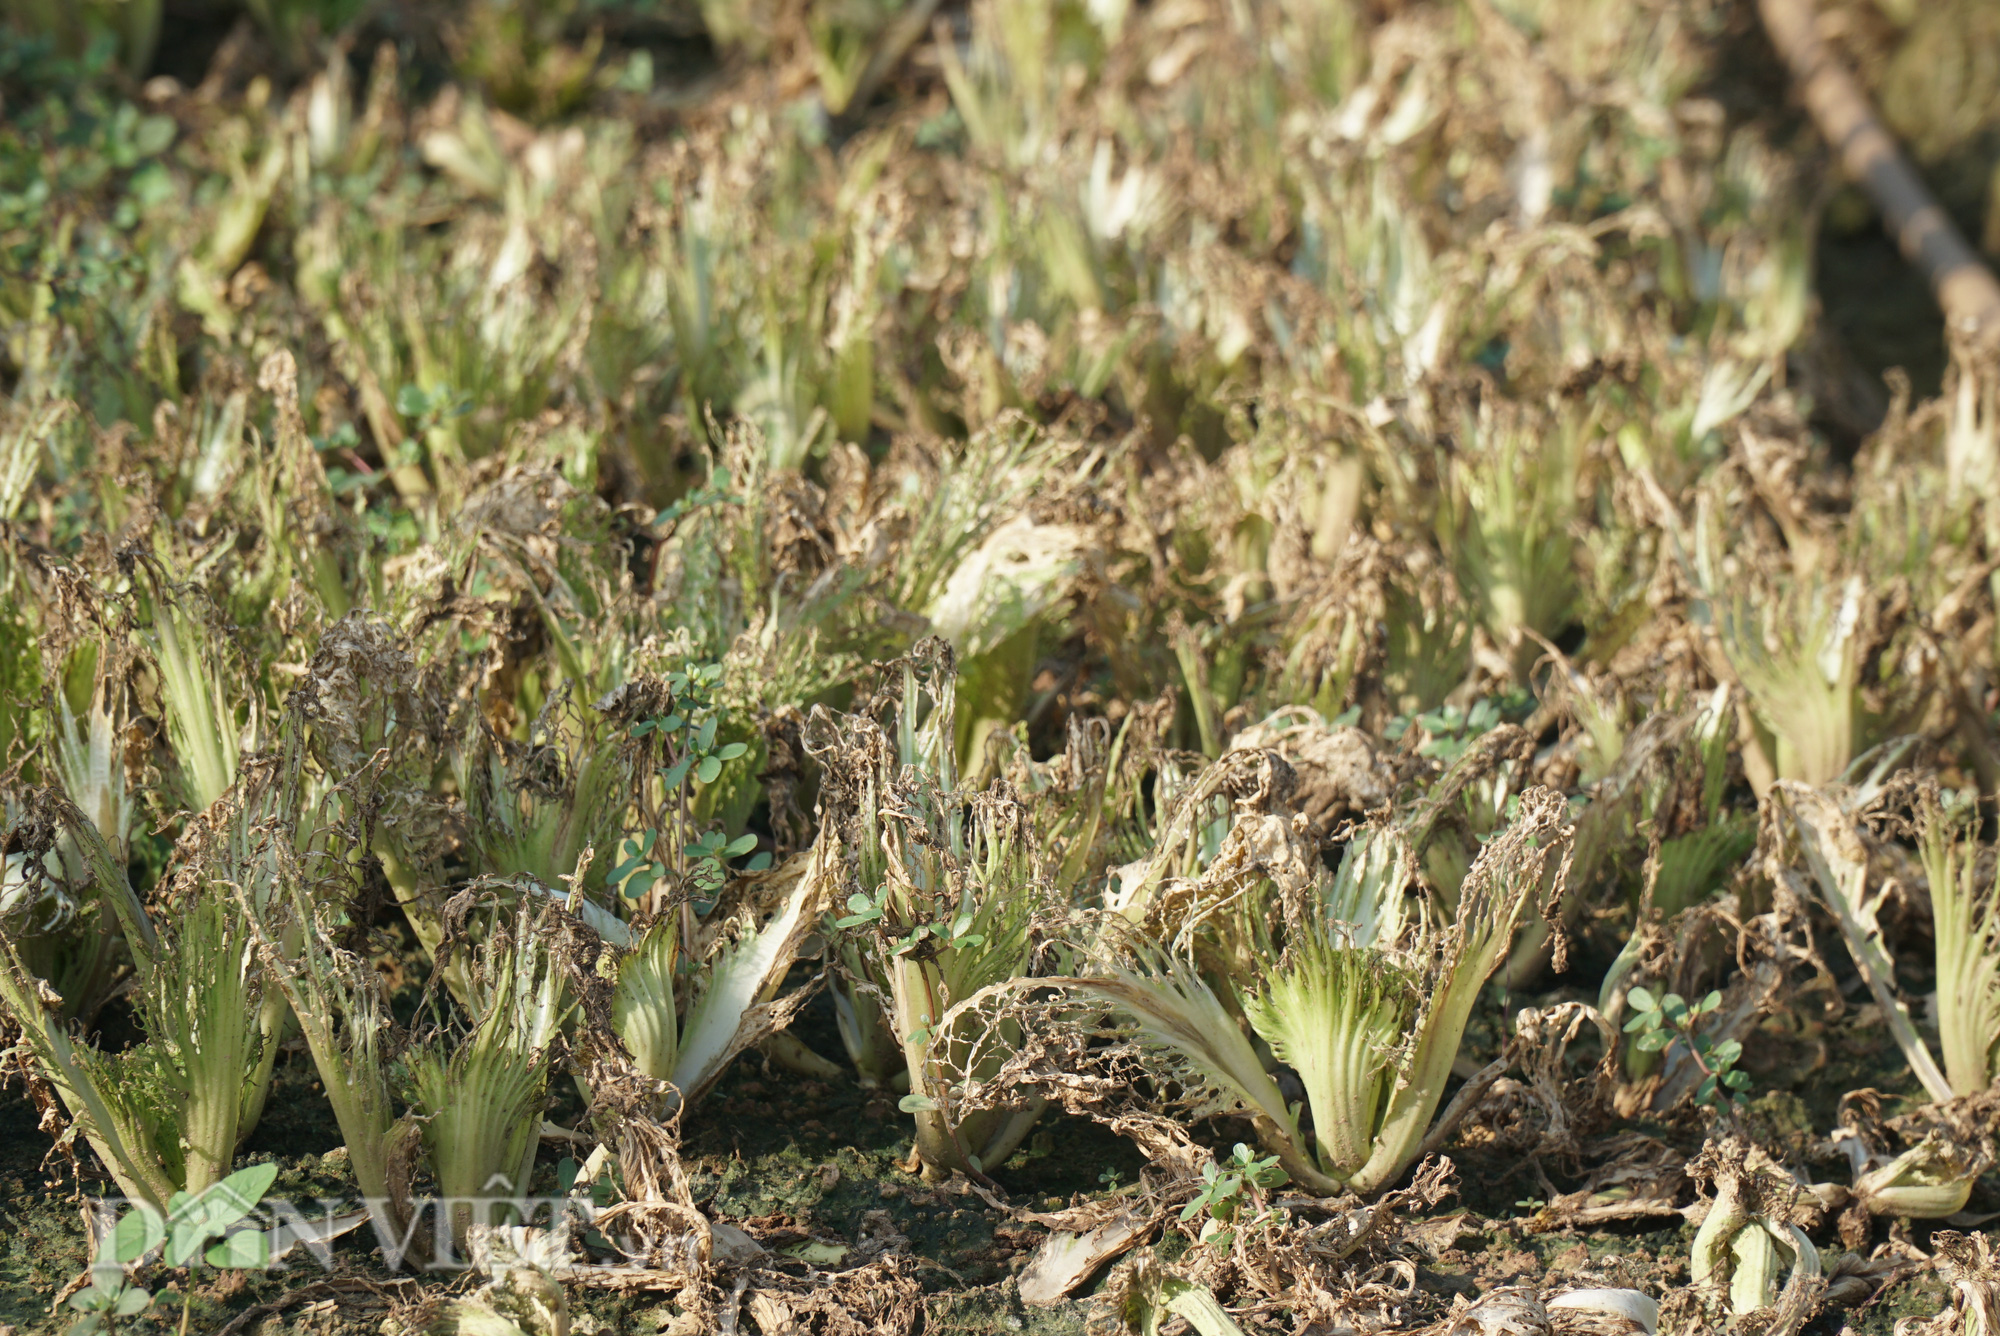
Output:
[{"xmin": 3, "ymin": 1, "xmax": 2000, "ymax": 1333}]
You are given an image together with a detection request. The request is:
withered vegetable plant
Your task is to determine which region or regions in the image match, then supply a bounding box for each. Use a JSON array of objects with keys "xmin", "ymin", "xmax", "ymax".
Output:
[{"xmin": 5, "ymin": 0, "xmax": 2000, "ymax": 1332}]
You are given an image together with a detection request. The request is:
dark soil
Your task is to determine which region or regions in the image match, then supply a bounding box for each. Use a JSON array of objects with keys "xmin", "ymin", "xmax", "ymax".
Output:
[{"xmin": 0, "ymin": 967, "xmax": 1984, "ymax": 1335}]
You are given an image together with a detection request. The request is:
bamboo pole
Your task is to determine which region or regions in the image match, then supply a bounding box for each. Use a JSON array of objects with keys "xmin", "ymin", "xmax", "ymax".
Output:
[{"xmin": 1758, "ymin": 0, "xmax": 2000, "ymax": 353}]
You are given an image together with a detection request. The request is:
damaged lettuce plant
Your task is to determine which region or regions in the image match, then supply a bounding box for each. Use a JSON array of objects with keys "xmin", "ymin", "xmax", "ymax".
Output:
[
  {"xmin": 1919, "ymin": 792, "xmax": 2000, "ymax": 1098},
  {"xmin": 1073, "ymin": 786, "xmax": 1573, "ymax": 1195},
  {"xmin": 816, "ymin": 644, "xmax": 1052, "ymax": 1179},
  {"xmin": 0, "ymin": 788, "xmax": 267, "ymax": 1210},
  {"xmin": 606, "ymin": 841, "xmax": 828, "ymax": 1115}
]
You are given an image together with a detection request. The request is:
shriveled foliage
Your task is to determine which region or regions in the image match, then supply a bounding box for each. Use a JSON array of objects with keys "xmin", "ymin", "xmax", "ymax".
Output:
[{"xmin": 1, "ymin": 1, "xmax": 2000, "ymax": 1334}]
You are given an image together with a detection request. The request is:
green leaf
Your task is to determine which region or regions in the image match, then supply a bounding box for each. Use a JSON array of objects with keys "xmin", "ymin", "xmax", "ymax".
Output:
[
  {"xmin": 133, "ymin": 114, "xmax": 177, "ymax": 156},
  {"xmin": 1697, "ymin": 990, "xmax": 1723, "ymax": 1014},
  {"xmin": 175, "ymin": 1163, "xmax": 279, "ymax": 1258},
  {"xmin": 1626, "ymin": 986, "xmax": 1657, "ymax": 1013},
  {"xmin": 781, "ymin": 1239, "xmax": 850, "ymax": 1265},
  {"xmin": 696, "ymin": 717, "xmax": 718, "ymax": 752},
  {"xmin": 205, "ymin": 1160, "xmax": 278, "ymax": 1214},
  {"xmin": 661, "ymin": 755, "xmax": 694, "ymax": 791},
  {"xmin": 1635, "ymin": 1030, "xmax": 1671, "ymax": 1053},
  {"xmin": 113, "ymin": 1205, "xmax": 166, "ymax": 1264},
  {"xmin": 898, "ymin": 1093, "xmax": 939, "ymax": 1113},
  {"xmin": 205, "ymin": 1226, "xmax": 268, "ymax": 1269},
  {"xmin": 696, "ymin": 755, "xmax": 723, "ymax": 785},
  {"xmin": 114, "ymin": 1288, "xmax": 152, "ymax": 1317},
  {"xmin": 746, "ymin": 852, "xmax": 773, "ymax": 872},
  {"xmin": 1697, "ymin": 1074, "xmax": 1719, "ymax": 1103},
  {"xmin": 724, "ymin": 834, "xmax": 758, "ymax": 858},
  {"xmin": 716, "ymin": 742, "xmax": 749, "ymax": 761}
]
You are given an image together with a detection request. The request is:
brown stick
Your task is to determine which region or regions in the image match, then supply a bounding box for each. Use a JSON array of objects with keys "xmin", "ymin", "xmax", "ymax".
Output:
[{"xmin": 1758, "ymin": 0, "xmax": 2000, "ymax": 353}]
